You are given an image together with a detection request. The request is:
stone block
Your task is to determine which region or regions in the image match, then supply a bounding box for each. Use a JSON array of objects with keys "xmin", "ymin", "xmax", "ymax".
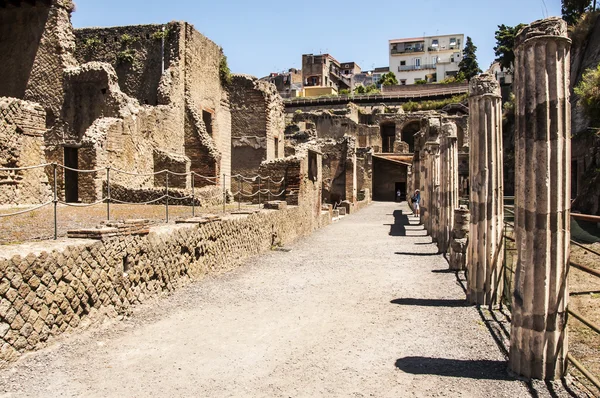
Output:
[
  {"xmin": 263, "ymin": 201, "xmax": 287, "ymax": 210},
  {"xmin": 338, "ymin": 207, "xmax": 347, "ymax": 216}
]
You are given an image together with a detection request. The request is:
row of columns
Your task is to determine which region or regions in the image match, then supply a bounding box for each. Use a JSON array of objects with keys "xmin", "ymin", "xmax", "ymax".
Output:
[
  {"xmin": 413, "ymin": 17, "xmax": 571, "ymax": 381},
  {"xmin": 464, "ymin": 17, "xmax": 571, "ymax": 380}
]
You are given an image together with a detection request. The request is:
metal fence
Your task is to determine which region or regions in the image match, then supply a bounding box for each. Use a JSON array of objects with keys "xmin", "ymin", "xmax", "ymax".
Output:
[
  {"xmin": 501, "ymin": 198, "xmax": 600, "ymax": 393},
  {"xmin": 0, "ymin": 163, "xmax": 287, "ymax": 240}
]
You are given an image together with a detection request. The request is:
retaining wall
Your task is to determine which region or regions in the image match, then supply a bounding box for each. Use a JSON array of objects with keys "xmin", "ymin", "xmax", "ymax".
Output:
[{"xmin": 0, "ymin": 203, "xmax": 333, "ymax": 365}]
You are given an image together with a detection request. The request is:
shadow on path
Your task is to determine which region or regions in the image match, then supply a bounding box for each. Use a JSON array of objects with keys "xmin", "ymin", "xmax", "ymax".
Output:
[
  {"xmin": 395, "ymin": 252, "xmax": 439, "ymax": 256},
  {"xmin": 394, "ymin": 357, "xmax": 513, "ymax": 381},
  {"xmin": 385, "ymin": 210, "xmax": 425, "ymax": 237},
  {"xmin": 390, "ymin": 298, "xmax": 468, "ymax": 307}
]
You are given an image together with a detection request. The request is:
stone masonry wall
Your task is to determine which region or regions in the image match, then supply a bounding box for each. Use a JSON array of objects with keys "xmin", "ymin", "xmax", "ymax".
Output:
[
  {"xmin": 0, "ymin": 0, "xmax": 77, "ymax": 122},
  {"xmin": 229, "ymin": 74, "xmax": 284, "ymax": 177},
  {"xmin": 0, "ymin": 201, "xmax": 327, "ymax": 365},
  {"xmin": 0, "ymin": 98, "xmax": 52, "ymax": 204}
]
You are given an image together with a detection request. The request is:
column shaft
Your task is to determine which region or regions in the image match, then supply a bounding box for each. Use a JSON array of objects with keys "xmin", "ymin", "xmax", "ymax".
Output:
[{"xmin": 509, "ymin": 17, "xmax": 571, "ymax": 380}]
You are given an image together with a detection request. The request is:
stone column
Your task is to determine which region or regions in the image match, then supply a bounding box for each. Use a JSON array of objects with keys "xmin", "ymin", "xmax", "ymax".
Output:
[
  {"xmin": 438, "ymin": 122, "xmax": 459, "ymax": 253},
  {"xmin": 449, "ymin": 208, "xmax": 470, "ymax": 270},
  {"xmin": 509, "ymin": 17, "xmax": 571, "ymax": 380},
  {"xmin": 422, "ymin": 117, "xmax": 441, "ymax": 235},
  {"xmin": 467, "ymin": 74, "xmax": 504, "ymax": 306}
]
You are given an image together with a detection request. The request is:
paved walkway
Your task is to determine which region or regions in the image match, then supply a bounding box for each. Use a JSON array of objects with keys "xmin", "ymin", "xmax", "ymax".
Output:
[{"xmin": 0, "ymin": 202, "xmax": 576, "ymax": 397}]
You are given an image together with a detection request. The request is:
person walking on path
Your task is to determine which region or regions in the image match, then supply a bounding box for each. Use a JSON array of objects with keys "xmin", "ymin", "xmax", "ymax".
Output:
[{"xmin": 411, "ymin": 189, "xmax": 421, "ymax": 217}]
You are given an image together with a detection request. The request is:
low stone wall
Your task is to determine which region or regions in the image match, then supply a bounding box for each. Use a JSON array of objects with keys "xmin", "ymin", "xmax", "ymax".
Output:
[
  {"xmin": 106, "ymin": 182, "xmax": 223, "ymax": 207},
  {"xmin": 0, "ymin": 203, "xmax": 334, "ymax": 365}
]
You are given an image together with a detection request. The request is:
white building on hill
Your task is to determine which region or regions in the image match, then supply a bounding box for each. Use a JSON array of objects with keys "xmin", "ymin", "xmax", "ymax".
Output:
[{"xmin": 389, "ymin": 34, "xmax": 464, "ymax": 85}]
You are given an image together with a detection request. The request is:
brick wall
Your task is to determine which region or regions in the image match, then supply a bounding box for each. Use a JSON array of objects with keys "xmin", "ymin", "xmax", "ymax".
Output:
[
  {"xmin": 229, "ymin": 75, "xmax": 284, "ymax": 177},
  {"xmin": 0, "ymin": 98, "xmax": 52, "ymax": 204},
  {"xmin": 0, "ymin": 189, "xmax": 329, "ymax": 365}
]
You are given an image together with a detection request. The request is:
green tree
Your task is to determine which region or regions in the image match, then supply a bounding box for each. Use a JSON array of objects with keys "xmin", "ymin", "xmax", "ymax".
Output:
[
  {"xmin": 458, "ymin": 37, "xmax": 482, "ymax": 80},
  {"xmin": 378, "ymin": 72, "xmax": 398, "ymax": 86},
  {"xmin": 494, "ymin": 24, "xmax": 526, "ymax": 71},
  {"xmin": 574, "ymin": 63, "xmax": 600, "ymax": 126},
  {"xmin": 562, "ymin": 0, "xmax": 594, "ymax": 25}
]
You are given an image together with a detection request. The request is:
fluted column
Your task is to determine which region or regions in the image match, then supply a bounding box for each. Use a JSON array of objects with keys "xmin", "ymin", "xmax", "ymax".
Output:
[
  {"xmin": 438, "ymin": 122, "xmax": 459, "ymax": 253},
  {"xmin": 467, "ymin": 74, "xmax": 504, "ymax": 306},
  {"xmin": 422, "ymin": 117, "xmax": 441, "ymax": 235},
  {"xmin": 449, "ymin": 208, "xmax": 470, "ymax": 270},
  {"xmin": 509, "ymin": 17, "xmax": 571, "ymax": 380}
]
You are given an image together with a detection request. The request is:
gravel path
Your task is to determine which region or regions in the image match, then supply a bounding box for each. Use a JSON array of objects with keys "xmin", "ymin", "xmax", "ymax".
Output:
[{"xmin": 0, "ymin": 202, "xmax": 582, "ymax": 397}]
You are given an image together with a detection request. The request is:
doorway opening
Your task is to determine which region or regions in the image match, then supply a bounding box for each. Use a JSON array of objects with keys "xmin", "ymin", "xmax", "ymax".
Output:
[
  {"xmin": 64, "ymin": 147, "xmax": 79, "ymax": 203},
  {"xmin": 381, "ymin": 123, "xmax": 395, "ymax": 153},
  {"xmin": 395, "ymin": 182, "xmax": 406, "ymax": 202},
  {"xmin": 401, "ymin": 120, "xmax": 420, "ymax": 153}
]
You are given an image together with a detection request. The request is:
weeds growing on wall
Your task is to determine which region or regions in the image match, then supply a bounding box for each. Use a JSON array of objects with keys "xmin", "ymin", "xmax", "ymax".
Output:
[
  {"xmin": 569, "ymin": 10, "xmax": 600, "ymax": 47},
  {"xmin": 117, "ymin": 49, "xmax": 136, "ymax": 64},
  {"xmin": 402, "ymin": 93, "xmax": 468, "ymax": 112},
  {"xmin": 575, "ymin": 63, "xmax": 600, "ymax": 126},
  {"xmin": 83, "ymin": 37, "xmax": 102, "ymax": 49},
  {"xmin": 152, "ymin": 27, "xmax": 170, "ymax": 41},
  {"xmin": 219, "ymin": 55, "xmax": 232, "ymax": 85},
  {"xmin": 120, "ymin": 33, "xmax": 138, "ymax": 46}
]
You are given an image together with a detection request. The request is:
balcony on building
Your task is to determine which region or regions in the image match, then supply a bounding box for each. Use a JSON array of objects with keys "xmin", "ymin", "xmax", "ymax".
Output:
[
  {"xmin": 398, "ymin": 64, "xmax": 436, "ymax": 72},
  {"xmin": 390, "ymin": 40, "xmax": 425, "ymax": 55}
]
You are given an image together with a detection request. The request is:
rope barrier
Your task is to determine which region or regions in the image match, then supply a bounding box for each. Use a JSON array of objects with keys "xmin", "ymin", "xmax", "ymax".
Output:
[
  {"xmin": 111, "ymin": 196, "xmax": 168, "ymax": 205},
  {"xmin": 57, "ymin": 199, "xmax": 106, "ymax": 207},
  {"xmin": 56, "ymin": 164, "xmax": 106, "ymax": 174},
  {"xmin": 0, "ymin": 201, "xmax": 53, "ymax": 218},
  {"xmin": 111, "ymin": 168, "xmax": 165, "ymax": 177},
  {"xmin": 0, "ymin": 163, "xmax": 52, "ymax": 172}
]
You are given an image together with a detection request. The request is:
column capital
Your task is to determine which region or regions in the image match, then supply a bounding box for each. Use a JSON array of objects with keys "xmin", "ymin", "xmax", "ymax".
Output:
[
  {"xmin": 515, "ymin": 17, "xmax": 570, "ymax": 49},
  {"xmin": 469, "ymin": 73, "xmax": 501, "ymax": 98}
]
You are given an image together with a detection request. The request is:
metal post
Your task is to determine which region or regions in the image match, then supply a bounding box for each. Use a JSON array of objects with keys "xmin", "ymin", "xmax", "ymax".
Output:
[
  {"xmin": 165, "ymin": 172, "xmax": 169, "ymax": 223},
  {"xmin": 238, "ymin": 175, "xmax": 241, "ymax": 211},
  {"xmin": 53, "ymin": 163, "xmax": 58, "ymax": 240},
  {"xmin": 222, "ymin": 173, "xmax": 226, "ymax": 214},
  {"xmin": 191, "ymin": 172, "xmax": 195, "ymax": 218},
  {"xmin": 106, "ymin": 167, "xmax": 111, "ymax": 221},
  {"xmin": 258, "ymin": 176, "xmax": 261, "ymax": 209}
]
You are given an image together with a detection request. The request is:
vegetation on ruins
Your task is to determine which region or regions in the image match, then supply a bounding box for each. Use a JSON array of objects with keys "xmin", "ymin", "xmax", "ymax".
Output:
[
  {"xmin": 402, "ymin": 93, "xmax": 468, "ymax": 112},
  {"xmin": 117, "ymin": 49, "xmax": 136, "ymax": 64},
  {"xmin": 415, "ymin": 79, "xmax": 427, "ymax": 85},
  {"xmin": 152, "ymin": 27, "xmax": 170, "ymax": 40},
  {"xmin": 83, "ymin": 36, "xmax": 102, "ymax": 49},
  {"xmin": 438, "ymin": 73, "xmax": 466, "ymax": 84},
  {"xmin": 377, "ymin": 72, "xmax": 398, "ymax": 86},
  {"xmin": 562, "ymin": 0, "xmax": 597, "ymax": 25},
  {"xmin": 575, "ymin": 63, "xmax": 600, "ymax": 126},
  {"xmin": 219, "ymin": 55, "xmax": 232, "ymax": 85},
  {"xmin": 340, "ymin": 89, "xmax": 351, "ymax": 95},
  {"xmin": 494, "ymin": 24, "xmax": 526, "ymax": 71},
  {"xmin": 458, "ymin": 37, "xmax": 481, "ymax": 81},
  {"xmin": 120, "ymin": 33, "xmax": 138, "ymax": 46},
  {"xmin": 354, "ymin": 84, "xmax": 380, "ymax": 95},
  {"xmin": 568, "ymin": 9, "xmax": 600, "ymax": 46}
]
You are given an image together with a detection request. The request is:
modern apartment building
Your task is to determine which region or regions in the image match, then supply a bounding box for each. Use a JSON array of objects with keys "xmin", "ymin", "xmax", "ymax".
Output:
[
  {"xmin": 302, "ymin": 53, "xmax": 351, "ymax": 95},
  {"xmin": 389, "ymin": 34, "xmax": 464, "ymax": 85}
]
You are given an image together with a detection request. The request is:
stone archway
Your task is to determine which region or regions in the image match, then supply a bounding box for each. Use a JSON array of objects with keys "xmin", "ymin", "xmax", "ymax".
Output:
[{"xmin": 400, "ymin": 120, "xmax": 420, "ymax": 153}]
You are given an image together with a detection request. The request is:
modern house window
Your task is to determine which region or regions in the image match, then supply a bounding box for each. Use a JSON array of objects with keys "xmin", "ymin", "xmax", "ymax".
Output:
[
  {"xmin": 432, "ymin": 56, "xmax": 438, "ymax": 65},
  {"xmin": 400, "ymin": 79, "xmax": 407, "ymax": 85},
  {"xmin": 431, "ymin": 39, "xmax": 439, "ymax": 47},
  {"xmin": 450, "ymin": 37, "xmax": 457, "ymax": 46},
  {"xmin": 415, "ymin": 58, "xmax": 421, "ymax": 68},
  {"xmin": 400, "ymin": 61, "xmax": 406, "ymax": 66}
]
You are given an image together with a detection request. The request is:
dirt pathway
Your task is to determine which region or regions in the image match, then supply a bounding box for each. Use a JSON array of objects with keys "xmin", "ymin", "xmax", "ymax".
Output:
[{"xmin": 0, "ymin": 202, "xmax": 580, "ymax": 397}]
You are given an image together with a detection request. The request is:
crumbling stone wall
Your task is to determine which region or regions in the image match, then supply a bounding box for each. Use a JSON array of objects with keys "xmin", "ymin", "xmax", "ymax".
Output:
[
  {"xmin": 0, "ymin": 0, "xmax": 77, "ymax": 122},
  {"xmin": 0, "ymin": 200, "xmax": 326, "ymax": 365},
  {"xmin": 74, "ymin": 23, "xmax": 179, "ymax": 106},
  {"xmin": 229, "ymin": 74, "xmax": 284, "ymax": 177},
  {"xmin": 0, "ymin": 98, "xmax": 52, "ymax": 204}
]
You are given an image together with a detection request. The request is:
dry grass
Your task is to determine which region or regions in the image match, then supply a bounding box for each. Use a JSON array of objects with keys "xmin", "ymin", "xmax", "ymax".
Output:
[
  {"xmin": 0, "ymin": 202, "xmax": 260, "ymax": 245},
  {"xmin": 568, "ymin": 243, "xmax": 600, "ymax": 396}
]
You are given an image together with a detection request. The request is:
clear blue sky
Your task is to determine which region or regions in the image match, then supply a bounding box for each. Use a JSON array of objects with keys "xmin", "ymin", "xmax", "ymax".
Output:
[{"xmin": 72, "ymin": 0, "xmax": 562, "ymax": 78}]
